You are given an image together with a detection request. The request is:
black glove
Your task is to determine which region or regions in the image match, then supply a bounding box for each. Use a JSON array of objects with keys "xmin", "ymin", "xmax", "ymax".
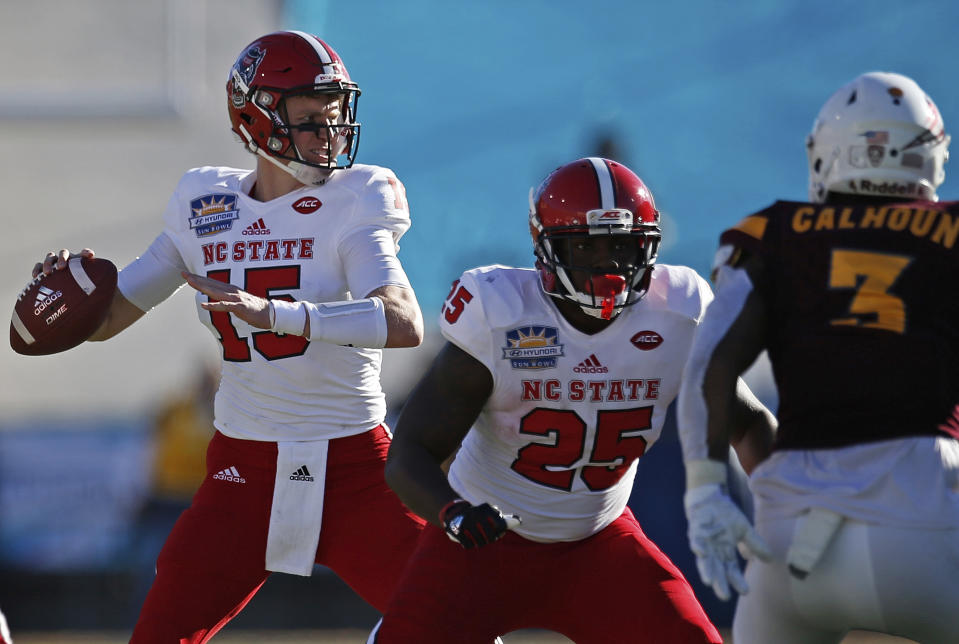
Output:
[{"xmin": 440, "ymin": 499, "xmax": 511, "ymax": 549}]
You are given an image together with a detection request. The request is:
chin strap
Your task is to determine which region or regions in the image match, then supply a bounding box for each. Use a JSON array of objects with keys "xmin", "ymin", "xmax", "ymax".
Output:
[{"xmin": 238, "ymin": 123, "xmax": 333, "ymax": 186}]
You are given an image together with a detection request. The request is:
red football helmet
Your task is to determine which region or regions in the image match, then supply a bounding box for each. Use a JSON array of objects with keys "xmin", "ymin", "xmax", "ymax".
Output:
[
  {"xmin": 529, "ymin": 158, "xmax": 661, "ymax": 319},
  {"xmin": 227, "ymin": 30, "xmax": 361, "ymax": 185}
]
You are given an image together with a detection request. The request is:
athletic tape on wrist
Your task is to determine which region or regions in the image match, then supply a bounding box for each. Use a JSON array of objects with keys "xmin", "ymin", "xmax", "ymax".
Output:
[
  {"xmin": 305, "ymin": 296, "xmax": 388, "ymax": 348},
  {"xmin": 270, "ymin": 299, "xmax": 307, "ymax": 336},
  {"xmin": 685, "ymin": 459, "xmax": 728, "ymax": 490}
]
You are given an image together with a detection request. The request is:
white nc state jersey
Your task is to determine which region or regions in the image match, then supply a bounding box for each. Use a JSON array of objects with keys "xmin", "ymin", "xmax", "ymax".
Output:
[
  {"xmin": 442, "ymin": 264, "xmax": 713, "ymax": 542},
  {"xmin": 139, "ymin": 164, "xmax": 411, "ymax": 441}
]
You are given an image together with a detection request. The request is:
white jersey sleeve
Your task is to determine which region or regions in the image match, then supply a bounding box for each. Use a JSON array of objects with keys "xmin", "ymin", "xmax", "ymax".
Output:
[
  {"xmin": 677, "ymin": 263, "xmax": 750, "ymax": 463},
  {"xmin": 438, "ymin": 267, "xmax": 503, "ymax": 372},
  {"xmin": 116, "ymin": 231, "xmax": 187, "ymax": 312},
  {"xmin": 338, "ymin": 168, "xmax": 412, "ymax": 298}
]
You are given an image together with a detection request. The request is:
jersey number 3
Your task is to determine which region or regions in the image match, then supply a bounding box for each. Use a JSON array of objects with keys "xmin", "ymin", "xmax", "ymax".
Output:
[
  {"xmin": 512, "ymin": 406, "xmax": 653, "ymax": 491},
  {"xmin": 828, "ymin": 249, "xmax": 911, "ymax": 334},
  {"xmin": 207, "ymin": 267, "xmax": 308, "ymax": 361}
]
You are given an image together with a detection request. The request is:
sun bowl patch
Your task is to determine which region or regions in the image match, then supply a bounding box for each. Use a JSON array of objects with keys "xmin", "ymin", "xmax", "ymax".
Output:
[
  {"xmin": 502, "ymin": 326, "xmax": 563, "ymax": 369},
  {"xmin": 189, "ymin": 194, "xmax": 240, "ymax": 237}
]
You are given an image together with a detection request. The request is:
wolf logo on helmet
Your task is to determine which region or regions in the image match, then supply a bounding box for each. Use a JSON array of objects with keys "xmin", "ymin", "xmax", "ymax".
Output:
[
  {"xmin": 528, "ymin": 157, "xmax": 662, "ymax": 320},
  {"xmin": 236, "ymin": 45, "xmax": 265, "ymax": 89}
]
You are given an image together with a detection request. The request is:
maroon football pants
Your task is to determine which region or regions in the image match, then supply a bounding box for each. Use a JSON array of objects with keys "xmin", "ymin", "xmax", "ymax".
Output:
[
  {"xmin": 375, "ymin": 507, "xmax": 721, "ymax": 644},
  {"xmin": 130, "ymin": 427, "xmax": 424, "ymax": 643}
]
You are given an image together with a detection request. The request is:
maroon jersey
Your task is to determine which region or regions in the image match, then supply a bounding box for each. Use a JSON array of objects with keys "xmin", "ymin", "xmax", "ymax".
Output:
[{"xmin": 721, "ymin": 199, "xmax": 959, "ymax": 450}]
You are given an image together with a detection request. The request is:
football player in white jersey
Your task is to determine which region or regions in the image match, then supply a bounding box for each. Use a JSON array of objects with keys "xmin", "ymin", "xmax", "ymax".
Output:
[
  {"xmin": 370, "ymin": 158, "xmax": 775, "ymax": 643},
  {"xmin": 678, "ymin": 72, "xmax": 959, "ymax": 644},
  {"xmin": 0, "ymin": 607, "xmax": 11, "ymax": 644},
  {"xmin": 32, "ymin": 31, "xmax": 426, "ymax": 642}
]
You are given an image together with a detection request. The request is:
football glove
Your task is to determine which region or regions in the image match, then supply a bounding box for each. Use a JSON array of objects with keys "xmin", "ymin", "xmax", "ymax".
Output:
[
  {"xmin": 440, "ymin": 499, "xmax": 520, "ymax": 549},
  {"xmin": 683, "ymin": 460, "xmax": 771, "ymax": 601}
]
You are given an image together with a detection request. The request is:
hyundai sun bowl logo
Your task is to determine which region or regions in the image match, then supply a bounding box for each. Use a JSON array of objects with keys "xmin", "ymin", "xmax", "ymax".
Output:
[
  {"xmin": 502, "ymin": 326, "xmax": 563, "ymax": 369},
  {"xmin": 631, "ymin": 330, "xmax": 663, "ymax": 351},
  {"xmin": 292, "ymin": 196, "xmax": 322, "ymax": 214},
  {"xmin": 189, "ymin": 194, "xmax": 240, "ymax": 237}
]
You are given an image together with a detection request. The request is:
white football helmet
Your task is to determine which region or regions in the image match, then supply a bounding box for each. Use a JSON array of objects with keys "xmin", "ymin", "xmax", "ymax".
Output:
[{"xmin": 806, "ymin": 71, "xmax": 950, "ymax": 202}]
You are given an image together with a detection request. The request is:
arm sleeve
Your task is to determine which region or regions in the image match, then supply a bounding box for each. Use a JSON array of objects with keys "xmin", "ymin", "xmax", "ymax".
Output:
[
  {"xmin": 339, "ymin": 167, "xmax": 413, "ymax": 298},
  {"xmin": 116, "ymin": 231, "xmax": 187, "ymax": 312},
  {"xmin": 340, "ymin": 226, "xmax": 413, "ymax": 298},
  {"xmin": 677, "ymin": 263, "xmax": 755, "ymax": 462}
]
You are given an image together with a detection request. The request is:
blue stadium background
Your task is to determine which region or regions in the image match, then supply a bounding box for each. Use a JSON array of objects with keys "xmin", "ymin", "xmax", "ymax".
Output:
[{"xmin": 5, "ymin": 0, "xmax": 959, "ymax": 636}]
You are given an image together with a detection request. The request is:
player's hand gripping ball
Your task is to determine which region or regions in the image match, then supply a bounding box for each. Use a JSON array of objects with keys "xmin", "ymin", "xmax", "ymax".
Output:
[{"xmin": 10, "ymin": 257, "xmax": 117, "ymax": 355}]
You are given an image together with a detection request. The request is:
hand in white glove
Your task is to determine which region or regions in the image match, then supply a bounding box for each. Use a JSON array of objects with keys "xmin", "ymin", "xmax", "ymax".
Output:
[{"xmin": 683, "ymin": 463, "xmax": 771, "ymax": 601}]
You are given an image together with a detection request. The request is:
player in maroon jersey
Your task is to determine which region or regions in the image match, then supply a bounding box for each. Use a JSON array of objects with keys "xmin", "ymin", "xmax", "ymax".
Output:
[{"xmin": 679, "ymin": 72, "xmax": 959, "ymax": 644}]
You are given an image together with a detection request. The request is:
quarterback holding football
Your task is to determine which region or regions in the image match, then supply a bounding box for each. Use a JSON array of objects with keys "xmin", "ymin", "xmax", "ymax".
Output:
[{"xmin": 25, "ymin": 30, "xmax": 427, "ymax": 642}]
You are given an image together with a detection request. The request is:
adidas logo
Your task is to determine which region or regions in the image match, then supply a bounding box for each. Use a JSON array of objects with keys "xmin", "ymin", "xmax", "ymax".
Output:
[
  {"xmin": 573, "ymin": 354, "xmax": 608, "ymax": 374},
  {"xmin": 242, "ymin": 217, "xmax": 271, "ymax": 236},
  {"xmin": 290, "ymin": 465, "xmax": 314, "ymax": 482},
  {"xmin": 213, "ymin": 466, "xmax": 246, "ymax": 483},
  {"xmin": 34, "ymin": 285, "xmax": 63, "ymax": 316}
]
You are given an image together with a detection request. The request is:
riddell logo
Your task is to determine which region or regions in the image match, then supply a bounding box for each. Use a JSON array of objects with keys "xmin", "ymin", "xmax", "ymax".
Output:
[
  {"xmin": 292, "ymin": 197, "xmax": 322, "ymax": 214},
  {"xmin": 574, "ymin": 354, "xmax": 608, "ymax": 373},
  {"xmin": 631, "ymin": 330, "xmax": 663, "ymax": 351},
  {"xmin": 853, "ymin": 179, "xmax": 918, "ymax": 196},
  {"xmin": 242, "ymin": 218, "xmax": 271, "ymax": 235}
]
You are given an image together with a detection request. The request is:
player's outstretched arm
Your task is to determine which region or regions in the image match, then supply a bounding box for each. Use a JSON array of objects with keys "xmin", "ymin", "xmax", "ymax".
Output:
[
  {"xmin": 679, "ymin": 252, "xmax": 772, "ymax": 600},
  {"xmin": 32, "ymin": 248, "xmax": 147, "ymax": 342},
  {"xmin": 385, "ymin": 341, "xmax": 491, "ymax": 525},
  {"xmin": 184, "ymin": 276, "xmax": 423, "ymax": 349},
  {"xmin": 385, "ymin": 341, "xmax": 518, "ymax": 548}
]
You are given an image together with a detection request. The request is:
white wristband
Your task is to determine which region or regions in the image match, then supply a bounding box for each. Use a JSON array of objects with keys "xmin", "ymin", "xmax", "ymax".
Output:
[
  {"xmin": 685, "ymin": 458, "xmax": 728, "ymax": 490},
  {"xmin": 270, "ymin": 299, "xmax": 308, "ymax": 336},
  {"xmin": 305, "ymin": 296, "xmax": 388, "ymax": 348}
]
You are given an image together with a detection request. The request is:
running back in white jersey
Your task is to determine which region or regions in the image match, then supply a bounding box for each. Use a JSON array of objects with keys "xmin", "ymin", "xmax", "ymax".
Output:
[
  {"xmin": 120, "ymin": 163, "xmax": 412, "ymax": 442},
  {"xmin": 442, "ymin": 264, "xmax": 713, "ymax": 542}
]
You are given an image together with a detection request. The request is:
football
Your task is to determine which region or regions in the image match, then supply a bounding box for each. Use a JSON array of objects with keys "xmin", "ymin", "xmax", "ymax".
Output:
[{"xmin": 9, "ymin": 257, "xmax": 118, "ymax": 356}]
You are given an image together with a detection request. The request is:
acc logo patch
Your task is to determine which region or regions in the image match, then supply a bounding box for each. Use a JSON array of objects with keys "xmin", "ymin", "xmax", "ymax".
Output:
[
  {"xmin": 502, "ymin": 326, "xmax": 564, "ymax": 369},
  {"xmin": 189, "ymin": 194, "xmax": 240, "ymax": 237},
  {"xmin": 292, "ymin": 197, "xmax": 322, "ymax": 214},
  {"xmin": 631, "ymin": 330, "xmax": 663, "ymax": 351}
]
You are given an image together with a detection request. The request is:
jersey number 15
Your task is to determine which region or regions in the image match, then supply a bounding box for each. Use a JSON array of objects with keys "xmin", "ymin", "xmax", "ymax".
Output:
[{"xmin": 207, "ymin": 266, "xmax": 308, "ymax": 361}]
